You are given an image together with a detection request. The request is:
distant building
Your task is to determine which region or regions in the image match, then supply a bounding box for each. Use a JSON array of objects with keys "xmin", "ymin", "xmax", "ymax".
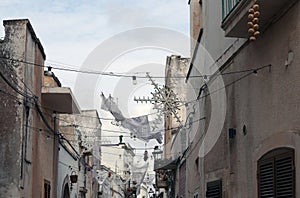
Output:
[
  {"xmin": 154, "ymin": 55, "xmax": 190, "ymax": 197},
  {"xmin": 59, "ymin": 109, "xmax": 102, "ymax": 198},
  {"xmin": 164, "ymin": 55, "xmax": 190, "ymax": 160},
  {"xmin": 100, "ymin": 142, "xmax": 135, "ymax": 197}
]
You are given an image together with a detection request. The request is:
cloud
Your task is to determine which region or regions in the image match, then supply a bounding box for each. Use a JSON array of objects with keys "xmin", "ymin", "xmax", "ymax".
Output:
[{"xmin": 0, "ymin": 0, "xmax": 190, "ymax": 95}]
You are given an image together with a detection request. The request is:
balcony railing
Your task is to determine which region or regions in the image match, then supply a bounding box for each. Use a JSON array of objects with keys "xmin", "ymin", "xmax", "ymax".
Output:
[{"xmin": 222, "ymin": 0, "xmax": 242, "ymax": 19}]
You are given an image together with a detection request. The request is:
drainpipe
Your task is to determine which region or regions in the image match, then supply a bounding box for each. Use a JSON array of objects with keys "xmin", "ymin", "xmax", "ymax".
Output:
[
  {"xmin": 84, "ymin": 158, "xmax": 87, "ymax": 198},
  {"xmin": 20, "ymin": 99, "xmax": 31, "ymax": 190},
  {"xmin": 52, "ymin": 112, "xmax": 59, "ymax": 197}
]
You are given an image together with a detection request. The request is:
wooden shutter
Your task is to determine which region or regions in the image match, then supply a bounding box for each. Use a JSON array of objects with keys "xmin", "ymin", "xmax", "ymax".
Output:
[
  {"xmin": 206, "ymin": 179, "xmax": 222, "ymax": 198},
  {"xmin": 258, "ymin": 159, "xmax": 275, "ymax": 197},
  {"xmin": 275, "ymin": 154, "xmax": 294, "ymax": 197},
  {"xmin": 258, "ymin": 148, "xmax": 294, "ymax": 198}
]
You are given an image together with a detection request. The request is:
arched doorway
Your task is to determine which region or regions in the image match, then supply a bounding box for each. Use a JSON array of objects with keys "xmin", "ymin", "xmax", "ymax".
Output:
[{"xmin": 63, "ymin": 184, "xmax": 70, "ymax": 198}]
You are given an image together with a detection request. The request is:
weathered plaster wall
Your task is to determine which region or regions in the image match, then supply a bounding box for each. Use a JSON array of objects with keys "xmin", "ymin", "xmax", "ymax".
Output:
[
  {"xmin": 221, "ymin": 3, "xmax": 300, "ymax": 196},
  {"xmin": 164, "ymin": 55, "xmax": 190, "ymax": 160},
  {"xmin": 0, "ymin": 19, "xmax": 33, "ymax": 198},
  {"xmin": 188, "ymin": 1, "xmax": 300, "ymax": 197},
  {"xmin": 0, "ymin": 19, "xmax": 58, "ymax": 198},
  {"xmin": 189, "ymin": 0, "xmax": 202, "ymax": 54},
  {"xmin": 75, "ymin": 110, "xmax": 102, "ymax": 198},
  {"xmin": 57, "ymin": 144, "xmax": 78, "ymax": 198}
]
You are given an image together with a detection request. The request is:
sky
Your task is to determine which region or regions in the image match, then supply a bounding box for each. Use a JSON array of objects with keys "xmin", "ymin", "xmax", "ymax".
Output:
[
  {"xmin": 0, "ymin": 0, "xmax": 189, "ymax": 71},
  {"xmin": 0, "ymin": 0, "xmax": 191, "ymax": 159}
]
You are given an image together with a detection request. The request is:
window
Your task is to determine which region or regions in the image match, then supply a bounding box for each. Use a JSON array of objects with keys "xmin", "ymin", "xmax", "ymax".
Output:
[
  {"xmin": 44, "ymin": 179, "xmax": 51, "ymax": 198},
  {"xmin": 194, "ymin": 193, "xmax": 199, "ymax": 198},
  {"xmin": 257, "ymin": 148, "xmax": 295, "ymax": 198},
  {"xmin": 222, "ymin": 0, "xmax": 241, "ymax": 19},
  {"xmin": 195, "ymin": 157, "xmax": 199, "ymax": 172},
  {"xmin": 221, "ymin": 0, "xmax": 296, "ymax": 38},
  {"xmin": 206, "ymin": 180, "xmax": 222, "ymax": 198}
]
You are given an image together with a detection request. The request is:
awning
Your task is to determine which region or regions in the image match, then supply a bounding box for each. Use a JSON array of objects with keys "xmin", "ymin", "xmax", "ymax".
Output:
[
  {"xmin": 154, "ymin": 158, "xmax": 178, "ymax": 171},
  {"xmin": 42, "ymin": 87, "xmax": 80, "ymax": 114}
]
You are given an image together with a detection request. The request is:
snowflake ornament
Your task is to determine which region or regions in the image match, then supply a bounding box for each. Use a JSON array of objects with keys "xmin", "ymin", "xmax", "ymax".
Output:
[{"xmin": 134, "ymin": 73, "xmax": 183, "ymax": 125}]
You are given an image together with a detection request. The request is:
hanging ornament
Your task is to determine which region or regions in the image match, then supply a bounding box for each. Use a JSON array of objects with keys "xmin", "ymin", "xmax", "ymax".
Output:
[
  {"xmin": 134, "ymin": 73, "xmax": 183, "ymax": 125},
  {"xmin": 248, "ymin": 1, "xmax": 260, "ymax": 41}
]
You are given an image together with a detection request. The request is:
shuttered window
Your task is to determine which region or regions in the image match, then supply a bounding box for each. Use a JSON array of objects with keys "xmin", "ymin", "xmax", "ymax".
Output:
[
  {"xmin": 258, "ymin": 148, "xmax": 295, "ymax": 198},
  {"xmin": 206, "ymin": 179, "xmax": 222, "ymax": 198}
]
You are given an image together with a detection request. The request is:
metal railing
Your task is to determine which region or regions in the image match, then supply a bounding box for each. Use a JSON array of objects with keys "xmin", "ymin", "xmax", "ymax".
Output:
[{"xmin": 222, "ymin": 0, "xmax": 242, "ymax": 19}]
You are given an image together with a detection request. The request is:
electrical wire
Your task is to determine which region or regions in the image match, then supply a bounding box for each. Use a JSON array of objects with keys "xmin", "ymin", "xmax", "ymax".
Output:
[
  {"xmin": 58, "ymin": 160, "xmax": 79, "ymax": 171},
  {"xmin": 0, "ymin": 56, "xmax": 271, "ymax": 79},
  {"xmin": 0, "ymin": 56, "xmax": 204, "ymax": 78},
  {"xmin": 0, "ymin": 68, "xmax": 81, "ymax": 159},
  {"xmin": 198, "ymin": 64, "xmax": 271, "ymax": 100},
  {"xmin": 1, "ymin": 56, "xmax": 272, "ymax": 123},
  {"xmin": 0, "ymin": 61, "xmax": 272, "ymax": 155},
  {"xmin": 0, "ymin": 68, "xmax": 33, "ymax": 99},
  {"xmin": 0, "ymin": 86, "xmax": 202, "ymax": 135}
]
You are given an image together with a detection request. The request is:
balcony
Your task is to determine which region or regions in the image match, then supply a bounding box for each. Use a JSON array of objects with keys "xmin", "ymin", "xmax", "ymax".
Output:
[
  {"xmin": 222, "ymin": 0, "xmax": 242, "ymax": 19},
  {"xmin": 221, "ymin": 0, "xmax": 299, "ymax": 38},
  {"xmin": 42, "ymin": 87, "xmax": 80, "ymax": 114}
]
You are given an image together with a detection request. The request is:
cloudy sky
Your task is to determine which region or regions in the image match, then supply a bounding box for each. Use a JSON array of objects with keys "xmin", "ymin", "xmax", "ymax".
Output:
[
  {"xmin": 0, "ymin": 0, "xmax": 189, "ymax": 71},
  {"xmin": 0, "ymin": 0, "xmax": 191, "ymax": 150}
]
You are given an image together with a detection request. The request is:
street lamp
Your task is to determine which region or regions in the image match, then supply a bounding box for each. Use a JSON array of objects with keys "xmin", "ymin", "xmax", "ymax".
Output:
[
  {"xmin": 152, "ymin": 146, "xmax": 163, "ymax": 160},
  {"xmin": 148, "ymin": 188, "xmax": 155, "ymax": 198}
]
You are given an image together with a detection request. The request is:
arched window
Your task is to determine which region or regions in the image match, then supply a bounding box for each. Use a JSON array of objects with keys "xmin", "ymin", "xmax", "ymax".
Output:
[{"xmin": 257, "ymin": 147, "xmax": 295, "ymax": 197}]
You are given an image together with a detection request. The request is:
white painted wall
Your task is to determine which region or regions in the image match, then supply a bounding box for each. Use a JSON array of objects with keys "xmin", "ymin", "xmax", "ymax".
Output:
[{"xmin": 57, "ymin": 144, "xmax": 78, "ymax": 198}]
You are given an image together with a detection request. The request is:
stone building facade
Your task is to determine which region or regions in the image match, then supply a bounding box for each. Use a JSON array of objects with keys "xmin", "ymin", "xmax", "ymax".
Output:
[
  {"xmin": 0, "ymin": 19, "xmax": 79, "ymax": 198},
  {"xmin": 0, "ymin": 19, "xmax": 49, "ymax": 198}
]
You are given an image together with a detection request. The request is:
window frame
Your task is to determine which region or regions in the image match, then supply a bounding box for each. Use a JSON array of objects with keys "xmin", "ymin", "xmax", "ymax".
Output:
[
  {"xmin": 44, "ymin": 179, "xmax": 51, "ymax": 198},
  {"xmin": 257, "ymin": 147, "xmax": 295, "ymax": 198}
]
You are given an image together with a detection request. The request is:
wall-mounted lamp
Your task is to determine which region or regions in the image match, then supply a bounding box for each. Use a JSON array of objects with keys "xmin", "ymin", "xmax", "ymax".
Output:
[
  {"xmin": 70, "ymin": 171, "xmax": 78, "ymax": 183},
  {"xmin": 149, "ymin": 188, "xmax": 154, "ymax": 197}
]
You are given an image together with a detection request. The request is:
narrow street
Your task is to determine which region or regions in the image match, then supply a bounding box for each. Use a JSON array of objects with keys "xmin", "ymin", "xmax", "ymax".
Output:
[{"xmin": 0, "ymin": 0, "xmax": 300, "ymax": 197}]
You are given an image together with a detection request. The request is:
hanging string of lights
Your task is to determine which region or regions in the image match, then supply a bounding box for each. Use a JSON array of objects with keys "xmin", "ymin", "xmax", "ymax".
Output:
[{"xmin": 0, "ymin": 56, "xmax": 271, "ymax": 79}]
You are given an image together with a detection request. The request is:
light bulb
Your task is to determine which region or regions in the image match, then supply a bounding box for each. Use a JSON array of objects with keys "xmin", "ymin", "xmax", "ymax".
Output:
[{"xmin": 132, "ymin": 76, "xmax": 137, "ymax": 85}]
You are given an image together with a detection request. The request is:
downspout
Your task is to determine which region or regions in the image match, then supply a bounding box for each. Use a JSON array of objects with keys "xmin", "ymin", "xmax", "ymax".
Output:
[
  {"xmin": 52, "ymin": 112, "xmax": 59, "ymax": 197},
  {"xmin": 24, "ymin": 100, "xmax": 31, "ymax": 163},
  {"xmin": 84, "ymin": 155, "xmax": 87, "ymax": 198},
  {"xmin": 20, "ymin": 97, "xmax": 31, "ymax": 189}
]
